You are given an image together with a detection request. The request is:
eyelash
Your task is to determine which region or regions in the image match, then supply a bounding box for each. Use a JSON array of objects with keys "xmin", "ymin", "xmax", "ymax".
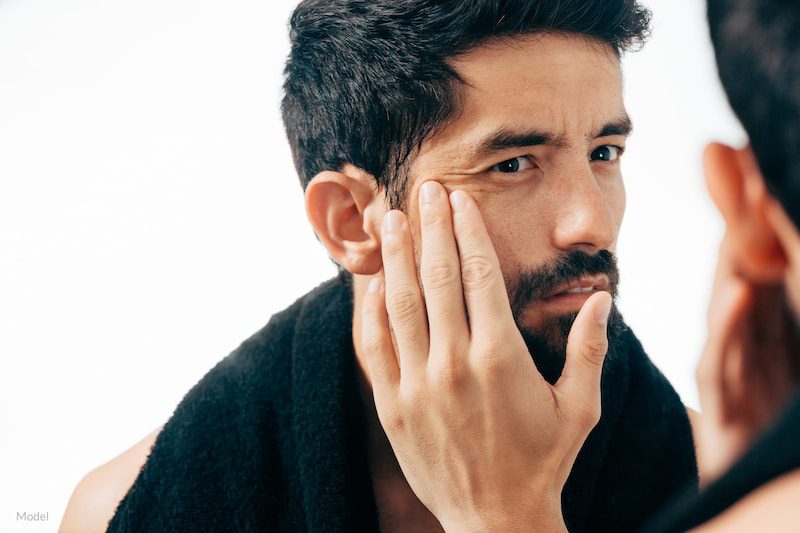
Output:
[
  {"xmin": 488, "ymin": 145, "xmax": 626, "ymax": 174},
  {"xmin": 488, "ymin": 155, "xmax": 536, "ymax": 173},
  {"xmin": 591, "ymin": 145, "xmax": 625, "ymax": 163}
]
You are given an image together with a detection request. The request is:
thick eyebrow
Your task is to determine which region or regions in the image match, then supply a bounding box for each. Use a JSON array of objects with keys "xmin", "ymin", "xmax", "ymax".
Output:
[
  {"xmin": 595, "ymin": 115, "xmax": 633, "ymax": 139},
  {"xmin": 464, "ymin": 114, "xmax": 633, "ymax": 162},
  {"xmin": 466, "ymin": 126, "xmax": 566, "ymax": 161}
]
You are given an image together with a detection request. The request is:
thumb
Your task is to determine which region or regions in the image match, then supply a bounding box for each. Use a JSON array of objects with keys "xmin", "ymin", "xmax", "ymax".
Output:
[{"xmin": 556, "ymin": 291, "xmax": 613, "ymax": 420}]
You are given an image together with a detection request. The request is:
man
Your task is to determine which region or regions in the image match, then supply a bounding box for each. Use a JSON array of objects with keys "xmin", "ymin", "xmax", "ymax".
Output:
[
  {"xmin": 360, "ymin": 0, "xmax": 800, "ymax": 531},
  {"xmin": 60, "ymin": 1, "xmax": 697, "ymax": 531}
]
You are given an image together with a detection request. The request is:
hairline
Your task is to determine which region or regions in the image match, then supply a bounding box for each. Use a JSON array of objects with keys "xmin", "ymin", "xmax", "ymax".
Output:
[{"xmin": 380, "ymin": 31, "xmax": 625, "ymax": 211}]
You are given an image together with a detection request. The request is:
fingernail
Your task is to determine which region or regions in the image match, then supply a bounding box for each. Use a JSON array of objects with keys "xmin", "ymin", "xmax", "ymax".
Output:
[
  {"xmin": 450, "ymin": 190, "xmax": 467, "ymax": 212},
  {"xmin": 594, "ymin": 294, "xmax": 613, "ymax": 326},
  {"xmin": 383, "ymin": 211, "xmax": 402, "ymax": 233},
  {"xmin": 420, "ymin": 181, "xmax": 440, "ymax": 205},
  {"xmin": 367, "ymin": 277, "xmax": 383, "ymax": 294}
]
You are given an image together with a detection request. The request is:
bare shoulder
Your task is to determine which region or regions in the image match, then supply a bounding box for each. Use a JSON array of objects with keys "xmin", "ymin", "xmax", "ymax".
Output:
[
  {"xmin": 59, "ymin": 424, "xmax": 164, "ymax": 533},
  {"xmin": 692, "ymin": 468, "xmax": 800, "ymax": 532}
]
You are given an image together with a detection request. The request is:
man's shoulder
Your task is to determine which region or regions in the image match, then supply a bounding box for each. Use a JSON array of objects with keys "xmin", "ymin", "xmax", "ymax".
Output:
[
  {"xmin": 60, "ymin": 425, "xmax": 164, "ymax": 533},
  {"xmin": 693, "ymin": 468, "xmax": 800, "ymax": 532}
]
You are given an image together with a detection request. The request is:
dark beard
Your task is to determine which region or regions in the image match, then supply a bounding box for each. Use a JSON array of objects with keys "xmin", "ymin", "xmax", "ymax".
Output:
[{"xmin": 508, "ymin": 250, "xmax": 625, "ymax": 384}]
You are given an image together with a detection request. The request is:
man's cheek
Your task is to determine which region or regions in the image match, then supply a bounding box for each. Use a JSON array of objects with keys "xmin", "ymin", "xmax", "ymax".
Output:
[{"xmin": 608, "ymin": 174, "xmax": 627, "ymax": 229}]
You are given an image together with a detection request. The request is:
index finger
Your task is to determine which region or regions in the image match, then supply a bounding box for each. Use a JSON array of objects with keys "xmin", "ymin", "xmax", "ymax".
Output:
[{"xmin": 447, "ymin": 189, "xmax": 515, "ymax": 335}]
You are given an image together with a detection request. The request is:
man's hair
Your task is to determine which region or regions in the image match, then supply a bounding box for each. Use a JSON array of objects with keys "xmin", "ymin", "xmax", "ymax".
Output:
[
  {"xmin": 281, "ymin": 0, "xmax": 650, "ymax": 208},
  {"xmin": 708, "ymin": 0, "xmax": 800, "ymax": 229}
]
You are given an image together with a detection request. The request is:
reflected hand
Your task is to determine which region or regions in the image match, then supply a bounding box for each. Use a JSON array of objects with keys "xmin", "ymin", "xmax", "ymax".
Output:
[{"xmin": 695, "ymin": 237, "xmax": 800, "ymax": 484}]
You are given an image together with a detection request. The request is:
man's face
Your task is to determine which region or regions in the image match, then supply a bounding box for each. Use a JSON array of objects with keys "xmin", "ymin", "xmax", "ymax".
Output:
[{"xmin": 403, "ymin": 33, "xmax": 628, "ymax": 362}]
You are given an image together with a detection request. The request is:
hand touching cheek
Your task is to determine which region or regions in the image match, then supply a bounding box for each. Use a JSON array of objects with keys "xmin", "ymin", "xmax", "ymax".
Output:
[{"xmin": 360, "ymin": 181, "xmax": 613, "ymax": 533}]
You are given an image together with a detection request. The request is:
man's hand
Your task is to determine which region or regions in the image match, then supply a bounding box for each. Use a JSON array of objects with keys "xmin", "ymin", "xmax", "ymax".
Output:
[
  {"xmin": 695, "ymin": 237, "xmax": 799, "ymax": 485},
  {"xmin": 360, "ymin": 181, "xmax": 613, "ymax": 532}
]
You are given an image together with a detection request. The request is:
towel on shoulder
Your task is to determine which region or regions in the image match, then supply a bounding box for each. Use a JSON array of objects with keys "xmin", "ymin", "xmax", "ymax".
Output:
[{"xmin": 107, "ymin": 272, "xmax": 697, "ymax": 532}]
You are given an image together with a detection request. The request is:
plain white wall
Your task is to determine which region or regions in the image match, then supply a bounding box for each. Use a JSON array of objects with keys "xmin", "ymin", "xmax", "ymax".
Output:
[{"xmin": 0, "ymin": 0, "xmax": 744, "ymax": 530}]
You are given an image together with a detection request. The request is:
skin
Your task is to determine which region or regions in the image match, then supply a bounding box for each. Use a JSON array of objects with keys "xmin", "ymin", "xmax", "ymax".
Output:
[
  {"xmin": 308, "ymin": 33, "xmax": 631, "ymax": 531},
  {"xmin": 361, "ymin": 185, "xmax": 613, "ymax": 531},
  {"xmin": 60, "ymin": 33, "xmax": 636, "ymax": 531},
  {"xmin": 60, "ymin": 425, "xmax": 163, "ymax": 532},
  {"xmin": 364, "ymin": 136, "xmax": 800, "ymax": 530},
  {"xmin": 57, "ymin": 21, "xmax": 800, "ymax": 533},
  {"xmin": 689, "ymin": 143, "xmax": 800, "ymax": 531}
]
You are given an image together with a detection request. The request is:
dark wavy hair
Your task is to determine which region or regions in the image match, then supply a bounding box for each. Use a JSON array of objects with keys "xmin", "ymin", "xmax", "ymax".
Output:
[
  {"xmin": 708, "ymin": 0, "xmax": 800, "ymax": 229},
  {"xmin": 281, "ymin": 0, "xmax": 651, "ymax": 273}
]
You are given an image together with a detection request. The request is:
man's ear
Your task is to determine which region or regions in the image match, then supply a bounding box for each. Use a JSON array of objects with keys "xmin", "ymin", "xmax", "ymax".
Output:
[
  {"xmin": 304, "ymin": 164, "xmax": 384, "ymax": 276},
  {"xmin": 704, "ymin": 142, "xmax": 787, "ymax": 283}
]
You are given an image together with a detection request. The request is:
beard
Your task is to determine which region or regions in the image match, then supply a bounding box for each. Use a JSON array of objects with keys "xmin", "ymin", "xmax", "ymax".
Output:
[{"xmin": 507, "ymin": 250, "xmax": 625, "ymax": 384}]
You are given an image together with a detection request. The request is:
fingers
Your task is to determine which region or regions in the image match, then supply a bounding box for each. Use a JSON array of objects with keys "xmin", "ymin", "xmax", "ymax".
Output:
[
  {"xmin": 447, "ymin": 189, "xmax": 516, "ymax": 336},
  {"xmin": 417, "ymin": 181, "xmax": 469, "ymax": 351},
  {"xmin": 557, "ymin": 291, "xmax": 613, "ymax": 425},
  {"xmin": 695, "ymin": 276, "xmax": 752, "ymax": 424},
  {"xmin": 748, "ymin": 285, "xmax": 798, "ymax": 418},
  {"xmin": 360, "ymin": 275, "xmax": 400, "ymax": 394},
  {"xmin": 381, "ymin": 210, "xmax": 430, "ymax": 371}
]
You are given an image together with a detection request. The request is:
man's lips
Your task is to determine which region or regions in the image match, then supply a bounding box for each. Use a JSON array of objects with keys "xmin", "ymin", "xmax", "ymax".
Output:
[
  {"xmin": 516, "ymin": 274, "xmax": 613, "ymax": 326},
  {"xmin": 542, "ymin": 275, "xmax": 611, "ymax": 301}
]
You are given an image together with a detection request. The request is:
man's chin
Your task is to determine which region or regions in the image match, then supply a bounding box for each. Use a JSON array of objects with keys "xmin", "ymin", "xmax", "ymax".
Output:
[
  {"xmin": 516, "ymin": 304, "xmax": 625, "ymax": 385},
  {"xmin": 516, "ymin": 312, "xmax": 577, "ymax": 384}
]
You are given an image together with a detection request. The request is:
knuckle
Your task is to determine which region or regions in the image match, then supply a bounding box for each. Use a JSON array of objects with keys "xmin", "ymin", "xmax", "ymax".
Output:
[
  {"xmin": 386, "ymin": 288, "xmax": 420, "ymax": 320},
  {"xmin": 460, "ymin": 255, "xmax": 496, "ymax": 291},
  {"xmin": 473, "ymin": 334, "xmax": 502, "ymax": 356},
  {"xmin": 361, "ymin": 295, "xmax": 383, "ymax": 318},
  {"xmin": 422, "ymin": 258, "xmax": 458, "ymax": 291},
  {"xmin": 581, "ymin": 338, "xmax": 609, "ymax": 366},
  {"xmin": 472, "ymin": 342, "xmax": 512, "ymax": 375},
  {"xmin": 383, "ymin": 409, "xmax": 406, "ymax": 434},
  {"xmin": 362, "ymin": 334, "xmax": 387, "ymax": 356},
  {"xmin": 475, "ymin": 353, "xmax": 511, "ymax": 376},
  {"xmin": 421, "ymin": 211, "xmax": 447, "ymax": 230},
  {"xmin": 430, "ymin": 356, "xmax": 467, "ymax": 389}
]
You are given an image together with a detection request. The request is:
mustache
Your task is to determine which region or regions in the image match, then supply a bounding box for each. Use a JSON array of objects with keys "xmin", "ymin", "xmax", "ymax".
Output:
[{"xmin": 508, "ymin": 250, "xmax": 620, "ymax": 318}]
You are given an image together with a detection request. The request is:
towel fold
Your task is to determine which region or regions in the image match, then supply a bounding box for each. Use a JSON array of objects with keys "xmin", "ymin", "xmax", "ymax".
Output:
[{"xmin": 107, "ymin": 272, "xmax": 697, "ymax": 532}]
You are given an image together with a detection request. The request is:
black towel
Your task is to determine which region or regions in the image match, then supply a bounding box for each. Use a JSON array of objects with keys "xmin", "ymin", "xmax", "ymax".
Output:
[
  {"xmin": 106, "ymin": 272, "xmax": 697, "ymax": 532},
  {"xmin": 643, "ymin": 388, "xmax": 800, "ymax": 532}
]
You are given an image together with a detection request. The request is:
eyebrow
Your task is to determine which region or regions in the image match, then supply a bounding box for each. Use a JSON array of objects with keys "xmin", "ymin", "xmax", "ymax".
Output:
[
  {"xmin": 596, "ymin": 115, "xmax": 633, "ymax": 138},
  {"xmin": 465, "ymin": 114, "xmax": 633, "ymax": 160}
]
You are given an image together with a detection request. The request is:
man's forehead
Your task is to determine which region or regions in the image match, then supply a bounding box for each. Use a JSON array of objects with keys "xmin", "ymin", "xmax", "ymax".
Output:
[
  {"xmin": 418, "ymin": 34, "xmax": 626, "ymax": 165},
  {"xmin": 449, "ymin": 32, "xmax": 622, "ymax": 91}
]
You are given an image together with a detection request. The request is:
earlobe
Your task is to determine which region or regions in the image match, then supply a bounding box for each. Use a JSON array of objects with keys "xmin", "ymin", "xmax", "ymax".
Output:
[{"xmin": 304, "ymin": 168, "xmax": 384, "ymax": 275}]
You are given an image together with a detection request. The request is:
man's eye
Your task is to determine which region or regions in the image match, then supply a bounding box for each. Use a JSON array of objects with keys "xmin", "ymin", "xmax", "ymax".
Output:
[
  {"xmin": 590, "ymin": 145, "xmax": 623, "ymax": 162},
  {"xmin": 489, "ymin": 156, "xmax": 535, "ymax": 173}
]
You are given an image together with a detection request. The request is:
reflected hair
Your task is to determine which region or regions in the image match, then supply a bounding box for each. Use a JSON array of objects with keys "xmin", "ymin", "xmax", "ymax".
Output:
[{"xmin": 708, "ymin": 0, "xmax": 800, "ymax": 229}]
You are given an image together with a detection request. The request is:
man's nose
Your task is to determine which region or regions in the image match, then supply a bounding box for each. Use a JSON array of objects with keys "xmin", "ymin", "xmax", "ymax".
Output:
[{"xmin": 551, "ymin": 170, "xmax": 618, "ymax": 254}]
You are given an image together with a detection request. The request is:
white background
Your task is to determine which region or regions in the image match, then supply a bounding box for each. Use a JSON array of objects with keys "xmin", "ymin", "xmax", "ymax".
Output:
[{"xmin": 0, "ymin": 0, "xmax": 744, "ymax": 530}]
